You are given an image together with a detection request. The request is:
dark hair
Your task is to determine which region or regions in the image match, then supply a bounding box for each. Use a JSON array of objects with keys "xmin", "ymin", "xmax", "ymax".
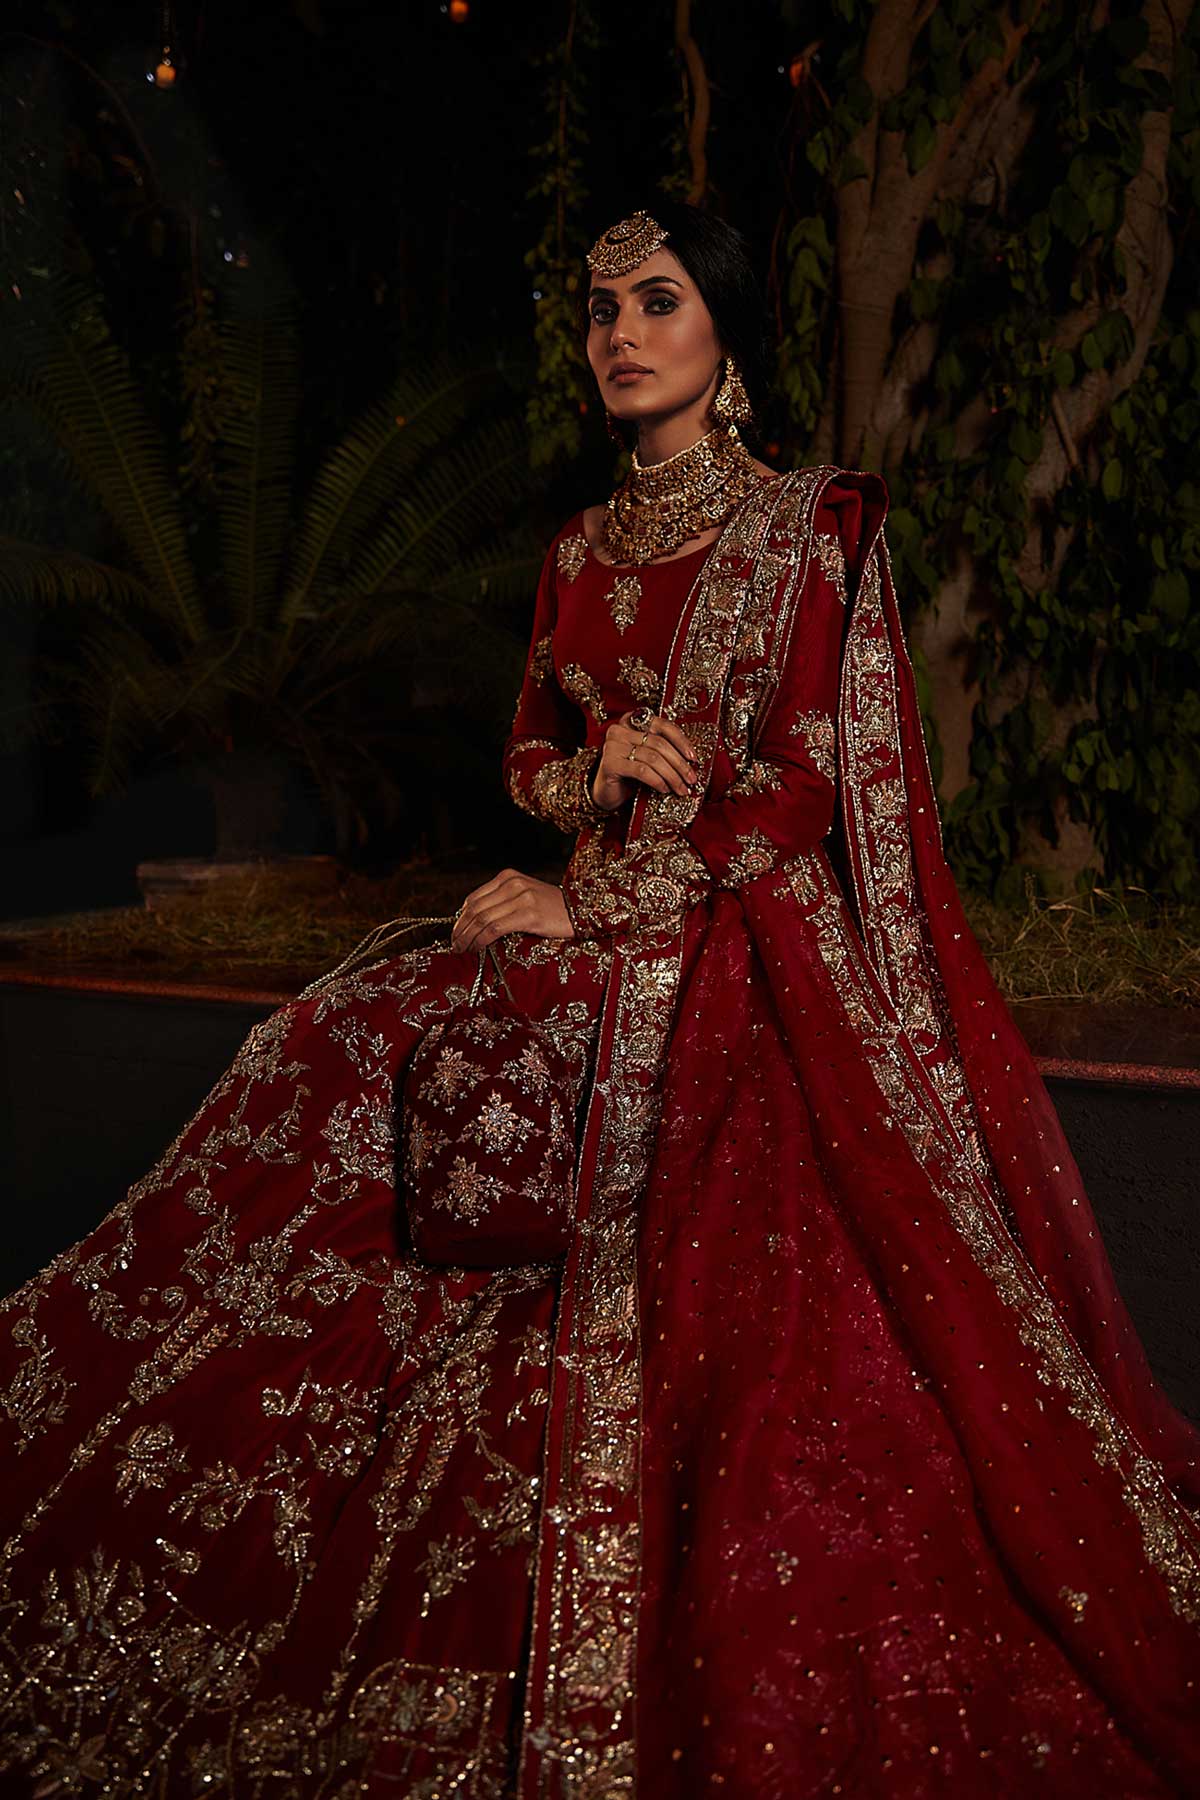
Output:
[{"xmin": 581, "ymin": 201, "xmax": 770, "ymax": 448}]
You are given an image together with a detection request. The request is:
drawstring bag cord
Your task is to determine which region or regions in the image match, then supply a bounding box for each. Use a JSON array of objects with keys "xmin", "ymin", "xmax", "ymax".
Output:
[{"xmin": 296, "ymin": 915, "xmax": 517, "ymax": 1007}]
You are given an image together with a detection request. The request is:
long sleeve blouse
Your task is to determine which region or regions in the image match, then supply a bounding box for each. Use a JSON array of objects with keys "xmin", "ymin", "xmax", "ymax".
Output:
[{"xmin": 501, "ymin": 481, "xmax": 865, "ymax": 938}]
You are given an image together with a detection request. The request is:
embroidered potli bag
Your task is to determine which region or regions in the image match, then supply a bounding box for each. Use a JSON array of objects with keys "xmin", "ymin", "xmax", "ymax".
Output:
[{"xmin": 299, "ymin": 916, "xmax": 577, "ymax": 1269}]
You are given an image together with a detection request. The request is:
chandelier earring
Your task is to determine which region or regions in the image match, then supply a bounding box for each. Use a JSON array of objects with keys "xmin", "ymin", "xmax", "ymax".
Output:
[
  {"xmin": 605, "ymin": 409, "xmax": 627, "ymax": 447},
  {"xmin": 712, "ymin": 353, "xmax": 753, "ymax": 429}
]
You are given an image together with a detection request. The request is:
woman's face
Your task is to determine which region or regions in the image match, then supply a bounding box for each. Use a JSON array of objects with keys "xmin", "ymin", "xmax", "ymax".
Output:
[{"xmin": 586, "ymin": 248, "xmax": 723, "ymax": 432}]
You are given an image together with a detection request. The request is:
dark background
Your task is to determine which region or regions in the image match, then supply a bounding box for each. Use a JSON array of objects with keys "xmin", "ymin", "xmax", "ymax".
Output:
[{"xmin": 0, "ymin": 0, "xmax": 795, "ymax": 918}]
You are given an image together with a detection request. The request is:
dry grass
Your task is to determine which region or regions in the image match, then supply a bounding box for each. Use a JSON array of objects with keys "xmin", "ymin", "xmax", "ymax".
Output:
[
  {"xmin": 0, "ymin": 861, "xmax": 528, "ymax": 985},
  {"xmin": 3, "ymin": 862, "xmax": 1197, "ymax": 1007},
  {"xmin": 963, "ymin": 880, "xmax": 1200, "ymax": 1008}
]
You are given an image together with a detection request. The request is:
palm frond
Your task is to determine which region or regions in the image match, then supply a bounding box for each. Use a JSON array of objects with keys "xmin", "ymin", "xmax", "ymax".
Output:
[
  {"xmin": 336, "ymin": 416, "xmax": 532, "ymax": 600},
  {"xmin": 278, "ymin": 355, "xmax": 501, "ymax": 624},
  {"xmin": 424, "ymin": 524, "xmax": 545, "ymax": 609},
  {"xmin": 214, "ymin": 299, "xmax": 304, "ymax": 630},
  {"xmin": 0, "ymin": 536, "xmax": 159, "ymax": 612},
  {"xmin": 4, "ymin": 273, "xmax": 204, "ymax": 642},
  {"xmin": 68, "ymin": 619, "xmax": 188, "ymax": 794}
]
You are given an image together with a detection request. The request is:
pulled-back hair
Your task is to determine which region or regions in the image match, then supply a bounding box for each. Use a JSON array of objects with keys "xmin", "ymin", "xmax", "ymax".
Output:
[{"xmin": 581, "ymin": 201, "xmax": 770, "ymax": 449}]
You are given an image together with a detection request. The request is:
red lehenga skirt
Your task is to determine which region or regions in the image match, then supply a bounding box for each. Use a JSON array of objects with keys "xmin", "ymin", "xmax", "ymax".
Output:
[
  {"xmin": 3, "ymin": 459, "xmax": 1200, "ymax": 1798},
  {"xmin": 0, "ymin": 900, "xmax": 1196, "ymax": 1799}
]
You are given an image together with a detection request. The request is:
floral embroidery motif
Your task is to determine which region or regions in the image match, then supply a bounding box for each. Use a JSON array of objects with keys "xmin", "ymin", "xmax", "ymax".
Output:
[
  {"xmin": 606, "ymin": 573, "xmax": 641, "ymax": 634},
  {"xmin": 468, "ymin": 1090, "xmax": 533, "ymax": 1157},
  {"xmin": 557, "ymin": 534, "xmax": 588, "ymax": 584},
  {"xmin": 788, "ymin": 708, "xmax": 836, "ymax": 785},
  {"xmin": 812, "ymin": 531, "xmax": 847, "ymax": 604},
  {"xmin": 726, "ymin": 758, "xmax": 785, "ymax": 797},
  {"xmin": 617, "ymin": 654, "xmax": 662, "ymax": 709},
  {"xmin": 527, "ymin": 744, "xmax": 608, "ymax": 833},
  {"xmin": 561, "ymin": 832, "xmax": 712, "ymax": 937},
  {"xmin": 560, "ymin": 662, "xmax": 607, "ymax": 725},
  {"xmin": 529, "ymin": 631, "xmax": 555, "ymax": 686},
  {"xmin": 505, "ymin": 740, "xmax": 608, "ymax": 833},
  {"xmin": 114, "ymin": 1420, "xmax": 190, "ymax": 1500},
  {"xmin": 720, "ymin": 825, "xmax": 780, "ymax": 889}
]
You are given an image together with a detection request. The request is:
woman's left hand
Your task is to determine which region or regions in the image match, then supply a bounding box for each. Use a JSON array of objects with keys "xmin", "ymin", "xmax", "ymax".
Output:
[{"xmin": 450, "ymin": 869, "xmax": 575, "ymax": 954}]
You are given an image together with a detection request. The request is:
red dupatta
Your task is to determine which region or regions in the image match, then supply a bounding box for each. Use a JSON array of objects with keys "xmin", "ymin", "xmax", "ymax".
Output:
[{"xmin": 517, "ymin": 465, "xmax": 1200, "ymax": 1795}]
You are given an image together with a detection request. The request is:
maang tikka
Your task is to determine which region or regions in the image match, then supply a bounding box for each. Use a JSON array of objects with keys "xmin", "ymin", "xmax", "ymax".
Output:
[{"xmin": 586, "ymin": 209, "xmax": 669, "ymax": 278}]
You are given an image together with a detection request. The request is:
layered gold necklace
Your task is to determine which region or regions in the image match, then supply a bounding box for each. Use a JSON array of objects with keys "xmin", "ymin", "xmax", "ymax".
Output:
[{"xmin": 601, "ymin": 423, "xmax": 765, "ymax": 566}]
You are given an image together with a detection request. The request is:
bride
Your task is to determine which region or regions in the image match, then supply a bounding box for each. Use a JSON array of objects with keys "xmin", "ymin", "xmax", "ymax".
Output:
[{"xmin": 2, "ymin": 202, "xmax": 1199, "ymax": 1799}]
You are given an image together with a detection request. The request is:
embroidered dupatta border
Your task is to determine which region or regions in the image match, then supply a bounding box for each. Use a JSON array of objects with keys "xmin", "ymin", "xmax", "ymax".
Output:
[
  {"xmin": 826, "ymin": 522, "xmax": 1200, "ymax": 1627},
  {"xmin": 517, "ymin": 469, "xmax": 831, "ymax": 1797}
]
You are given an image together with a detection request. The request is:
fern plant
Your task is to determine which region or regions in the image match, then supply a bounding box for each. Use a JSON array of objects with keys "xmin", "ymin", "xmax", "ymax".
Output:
[{"xmin": 0, "ymin": 271, "xmax": 541, "ymax": 857}]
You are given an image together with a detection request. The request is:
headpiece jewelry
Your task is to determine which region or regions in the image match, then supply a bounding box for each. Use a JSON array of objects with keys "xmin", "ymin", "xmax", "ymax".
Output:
[{"xmin": 586, "ymin": 210, "xmax": 669, "ymax": 278}]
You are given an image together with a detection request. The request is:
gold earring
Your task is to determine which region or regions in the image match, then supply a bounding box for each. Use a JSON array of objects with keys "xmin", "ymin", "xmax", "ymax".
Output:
[
  {"xmin": 605, "ymin": 410, "xmax": 627, "ymax": 446},
  {"xmin": 713, "ymin": 354, "xmax": 752, "ymax": 428}
]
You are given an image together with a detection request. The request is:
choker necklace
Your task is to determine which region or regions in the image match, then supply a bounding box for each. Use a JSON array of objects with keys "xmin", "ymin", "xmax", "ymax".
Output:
[{"xmin": 602, "ymin": 423, "xmax": 765, "ymax": 566}]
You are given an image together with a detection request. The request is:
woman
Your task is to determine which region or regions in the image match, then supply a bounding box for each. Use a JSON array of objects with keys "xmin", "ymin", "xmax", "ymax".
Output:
[{"xmin": 1, "ymin": 203, "xmax": 1198, "ymax": 1799}]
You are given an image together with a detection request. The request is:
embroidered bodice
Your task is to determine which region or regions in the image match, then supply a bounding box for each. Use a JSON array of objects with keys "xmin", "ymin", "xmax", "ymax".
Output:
[
  {"xmin": 549, "ymin": 525, "xmax": 716, "ymax": 728},
  {"xmin": 502, "ymin": 485, "xmax": 859, "ymax": 938}
]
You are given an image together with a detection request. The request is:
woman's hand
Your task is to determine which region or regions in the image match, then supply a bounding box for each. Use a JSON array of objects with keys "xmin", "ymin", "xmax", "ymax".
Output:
[
  {"xmin": 451, "ymin": 869, "xmax": 576, "ymax": 954},
  {"xmin": 592, "ymin": 708, "xmax": 701, "ymax": 813}
]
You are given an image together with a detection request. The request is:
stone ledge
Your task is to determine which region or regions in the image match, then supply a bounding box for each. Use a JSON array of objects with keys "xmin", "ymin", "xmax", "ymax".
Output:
[{"xmin": 1, "ymin": 967, "xmax": 1197, "ymax": 1094}]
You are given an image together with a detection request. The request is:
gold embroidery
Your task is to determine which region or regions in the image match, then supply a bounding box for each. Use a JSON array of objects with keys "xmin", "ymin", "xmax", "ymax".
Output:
[
  {"xmin": 617, "ymin": 653, "xmax": 662, "ymax": 709},
  {"xmin": 607, "ymin": 572, "xmax": 641, "ymax": 633},
  {"xmin": 839, "ymin": 543, "xmax": 992, "ymax": 1169},
  {"xmin": 528, "ymin": 744, "xmax": 608, "ymax": 834},
  {"xmin": 726, "ymin": 757, "xmax": 785, "ymax": 797},
  {"xmin": 563, "ymin": 832, "xmax": 712, "ymax": 937},
  {"xmin": 505, "ymin": 738, "xmax": 610, "ymax": 834},
  {"xmin": 813, "ymin": 530, "xmax": 847, "ymax": 604},
  {"xmin": 788, "ymin": 708, "xmax": 836, "ymax": 785},
  {"xmin": 1, "ymin": 1319, "xmax": 73, "ymax": 1451},
  {"xmin": 721, "ymin": 824, "xmax": 780, "ymax": 888},
  {"xmin": 560, "ymin": 661, "xmax": 607, "ymax": 725},
  {"xmin": 523, "ymin": 473, "xmax": 829, "ymax": 1790},
  {"xmin": 114, "ymin": 1420, "xmax": 190, "ymax": 1500},
  {"xmin": 557, "ymin": 534, "xmax": 588, "ymax": 583},
  {"xmin": 530, "ymin": 631, "xmax": 554, "ymax": 685},
  {"xmin": 785, "ymin": 844, "xmax": 1200, "ymax": 1631},
  {"xmin": 557, "ymin": 532, "xmax": 590, "ymax": 583}
]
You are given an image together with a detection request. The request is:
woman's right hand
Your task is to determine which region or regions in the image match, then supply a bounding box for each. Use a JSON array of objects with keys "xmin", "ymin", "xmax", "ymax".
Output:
[{"xmin": 591, "ymin": 708, "xmax": 702, "ymax": 813}]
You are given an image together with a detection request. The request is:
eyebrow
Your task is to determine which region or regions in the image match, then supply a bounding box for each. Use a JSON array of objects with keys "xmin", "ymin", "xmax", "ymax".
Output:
[{"xmin": 588, "ymin": 275, "xmax": 684, "ymax": 298}]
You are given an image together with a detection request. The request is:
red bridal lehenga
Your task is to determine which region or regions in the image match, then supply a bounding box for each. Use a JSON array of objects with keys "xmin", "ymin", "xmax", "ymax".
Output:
[{"xmin": 2, "ymin": 468, "xmax": 1200, "ymax": 1800}]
